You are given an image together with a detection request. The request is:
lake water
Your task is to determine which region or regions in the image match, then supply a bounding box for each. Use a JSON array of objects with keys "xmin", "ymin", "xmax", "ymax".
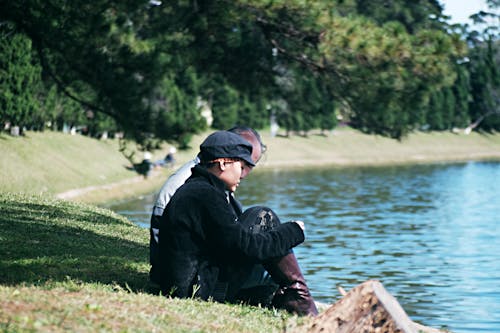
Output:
[{"xmin": 107, "ymin": 161, "xmax": 500, "ymax": 333}]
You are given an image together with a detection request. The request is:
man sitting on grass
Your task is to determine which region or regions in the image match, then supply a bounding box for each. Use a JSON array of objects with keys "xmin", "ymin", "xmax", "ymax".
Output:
[{"xmin": 154, "ymin": 130, "xmax": 318, "ymax": 316}]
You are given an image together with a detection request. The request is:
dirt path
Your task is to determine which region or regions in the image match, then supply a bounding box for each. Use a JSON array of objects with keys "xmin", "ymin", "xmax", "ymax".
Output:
[{"xmin": 55, "ymin": 169, "xmax": 167, "ymax": 204}]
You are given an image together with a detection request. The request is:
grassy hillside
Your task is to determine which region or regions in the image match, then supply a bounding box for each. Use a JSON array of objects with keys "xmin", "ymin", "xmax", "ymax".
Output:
[
  {"xmin": 1, "ymin": 131, "xmax": 132, "ymax": 194},
  {"xmin": 0, "ymin": 193, "xmax": 301, "ymax": 332},
  {"xmin": 258, "ymin": 128, "xmax": 500, "ymax": 168},
  {"xmin": 0, "ymin": 131, "xmax": 192, "ymax": 196}
]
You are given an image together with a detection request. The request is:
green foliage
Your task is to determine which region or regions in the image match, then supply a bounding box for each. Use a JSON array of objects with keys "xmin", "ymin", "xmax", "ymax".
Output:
[
  {"xmin": 1, "ymin": 0, "xmax": 498, "ymax": 142},
  {"xmin": 318, "ymin": 13, "xmax": 465, "ymax": 138},
  {"xmin": 426, "ymin": 89, "xmax": 446, "ymax": 130},
  {"xmin": 441, "ymin": 87, "xmax": 456, "ymax": 130},
  {"xmin": 451, "ymin": 63, "xmax": 472, "ymax": 128},
  {"xmin": 237, "ymin": 95, "xmax": 261, "ymax": 129},
  {"xmin": 151, "ymin": 71, "xmax": 206, "ymax": 146},
  {"xmin": 283, "ymin": 74, "xmax": 321, "ymax": 135},
  {"xmin": 353, "ymin": 0, "xmax": 445, "ymax": 33},
  {"xmin": 467, "ymin": 36, "xmax": 500, "ymax": 131},
  {"xmin": 317, "ymin": 83, "xmax": 338, "ymax": 133},
  {"xmin": 0, "ymin": 26, "xmax": 41, "ymax": 132},
  {"xmin": 1, "ymin": 0, "xmax": 164, "ymax": 142},
  {"xmin": 211, "ymin": 80, "xmax": 240, "ymax": 130}
]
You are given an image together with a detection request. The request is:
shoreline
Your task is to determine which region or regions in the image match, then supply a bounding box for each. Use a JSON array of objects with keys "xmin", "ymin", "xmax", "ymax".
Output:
[
  {"xmin": 57, "ymin": 129, "xmax": 500, "ymax": 204},
  {"xmin": 255, "ymin": 129, "xmax": 500, "ymax": 169},
  {"xmin": 58, "ymin": 156, "xmax": 500, "ymax": 204}
]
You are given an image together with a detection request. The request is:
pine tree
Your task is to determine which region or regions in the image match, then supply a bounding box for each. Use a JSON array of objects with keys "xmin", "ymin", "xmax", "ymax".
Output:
[
  {"xmin": 0, "ymin": 28, "xmax": 41, "ymax": 134},
  {"xmin": 451, "ymin": 63, "xmax": 471, "ymax": 129},
  {"xmin": 211, "ymin": 81, "xmax": 239, "ymax": 130}
]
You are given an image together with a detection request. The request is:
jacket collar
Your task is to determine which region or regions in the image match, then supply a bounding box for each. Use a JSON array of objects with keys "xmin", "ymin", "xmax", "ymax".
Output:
[{"xmin": 190, "ymin": 164, "xmax": 227, "ymax": 193}]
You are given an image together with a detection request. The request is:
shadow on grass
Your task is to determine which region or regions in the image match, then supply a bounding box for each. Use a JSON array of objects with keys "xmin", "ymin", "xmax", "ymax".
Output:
[{"xmin": 0, "ymin": 194, "xmax": 150, "ymax": 292}]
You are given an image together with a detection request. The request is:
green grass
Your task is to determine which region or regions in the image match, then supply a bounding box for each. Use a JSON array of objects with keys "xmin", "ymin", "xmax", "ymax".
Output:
[
  {"xmin": 0, "ymin": 193, "xmax": 306, "ymax": 332},
  {"xmin": 0, "ymin": 286, "xmax": 301, "ymax": 332},
  {"xmin": 0, "ymin": 131, "xmax": 134, "ymax": 194},
  {"xmin": 0, "ymin": 193, "xmax": 148, "ymax": 288}
]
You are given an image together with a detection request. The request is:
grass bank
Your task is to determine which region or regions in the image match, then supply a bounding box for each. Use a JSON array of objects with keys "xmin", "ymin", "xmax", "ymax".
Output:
[
  {"xmin": 0, "ymin": 131, "xmax": 183, "ymax": 196},
  {"xmin": 0, "ymin": 193, "xmax": 305, "ymax": 332}
]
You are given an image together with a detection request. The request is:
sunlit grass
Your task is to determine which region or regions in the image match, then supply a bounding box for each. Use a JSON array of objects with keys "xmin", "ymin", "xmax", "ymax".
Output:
[
  {"xmin": 0, "ymin": 193, "xmax": 307, "ymax": 332},
  {"xmin": 0, "ymin": 285, "xmax": 302, "ymax": 333},
  {"xmin": 0, "ymin": 193, "xmax": 149, "ymax": 289},
  {"xmin": 0, "ymin": 131, "xmax": 181, "ymax": 195}
]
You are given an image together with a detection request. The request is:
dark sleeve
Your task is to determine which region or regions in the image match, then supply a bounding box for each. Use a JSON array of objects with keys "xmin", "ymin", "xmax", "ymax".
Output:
[{"xmin": 201, "ymin": 188, "xmax": 305, "ymax": 262}]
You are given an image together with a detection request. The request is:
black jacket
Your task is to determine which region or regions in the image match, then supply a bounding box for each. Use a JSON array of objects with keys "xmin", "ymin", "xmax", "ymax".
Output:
[{"xmin": 156, "ymin": 165, "xmax": 304, "ymax": 301}]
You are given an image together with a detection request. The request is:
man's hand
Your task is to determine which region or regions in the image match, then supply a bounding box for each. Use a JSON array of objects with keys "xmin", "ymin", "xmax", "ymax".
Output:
[{"xmin": 293, "ymin": 220, "xmax": 305, "ymax": 231}]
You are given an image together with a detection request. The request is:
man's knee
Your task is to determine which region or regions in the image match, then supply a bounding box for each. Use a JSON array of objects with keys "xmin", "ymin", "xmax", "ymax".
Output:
[{"xmin": 239, "ymin": 206, "xmax": 281, "ymax": 232}]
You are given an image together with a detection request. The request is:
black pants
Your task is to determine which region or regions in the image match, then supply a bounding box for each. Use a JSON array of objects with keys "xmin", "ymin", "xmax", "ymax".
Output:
[{"xmin": 229, "ymin": 206, "xmax": 285, "ymax": 305}]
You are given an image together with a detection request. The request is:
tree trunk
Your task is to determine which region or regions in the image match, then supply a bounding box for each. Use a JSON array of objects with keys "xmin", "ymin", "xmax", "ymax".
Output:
[{"xmin": 301, "ymin": 280, "xmax": 445, "ymax": 333}]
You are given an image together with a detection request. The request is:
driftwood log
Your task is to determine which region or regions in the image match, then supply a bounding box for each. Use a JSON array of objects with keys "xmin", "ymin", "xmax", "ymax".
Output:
[{"xmin": 299, "ymin": 280, "xmax": 446, "ymax": 333}]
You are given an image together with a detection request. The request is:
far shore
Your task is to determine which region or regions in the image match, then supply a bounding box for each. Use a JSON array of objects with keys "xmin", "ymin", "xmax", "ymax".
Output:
[{"xmin": 57, "ymin": 128, "xmax": 500, "ymax": 204}]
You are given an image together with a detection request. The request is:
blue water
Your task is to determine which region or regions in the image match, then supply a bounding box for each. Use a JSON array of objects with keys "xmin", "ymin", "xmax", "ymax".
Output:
[{"xmin": 107, "ymin": 161, "xmax": 500, "ymax": 333}]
